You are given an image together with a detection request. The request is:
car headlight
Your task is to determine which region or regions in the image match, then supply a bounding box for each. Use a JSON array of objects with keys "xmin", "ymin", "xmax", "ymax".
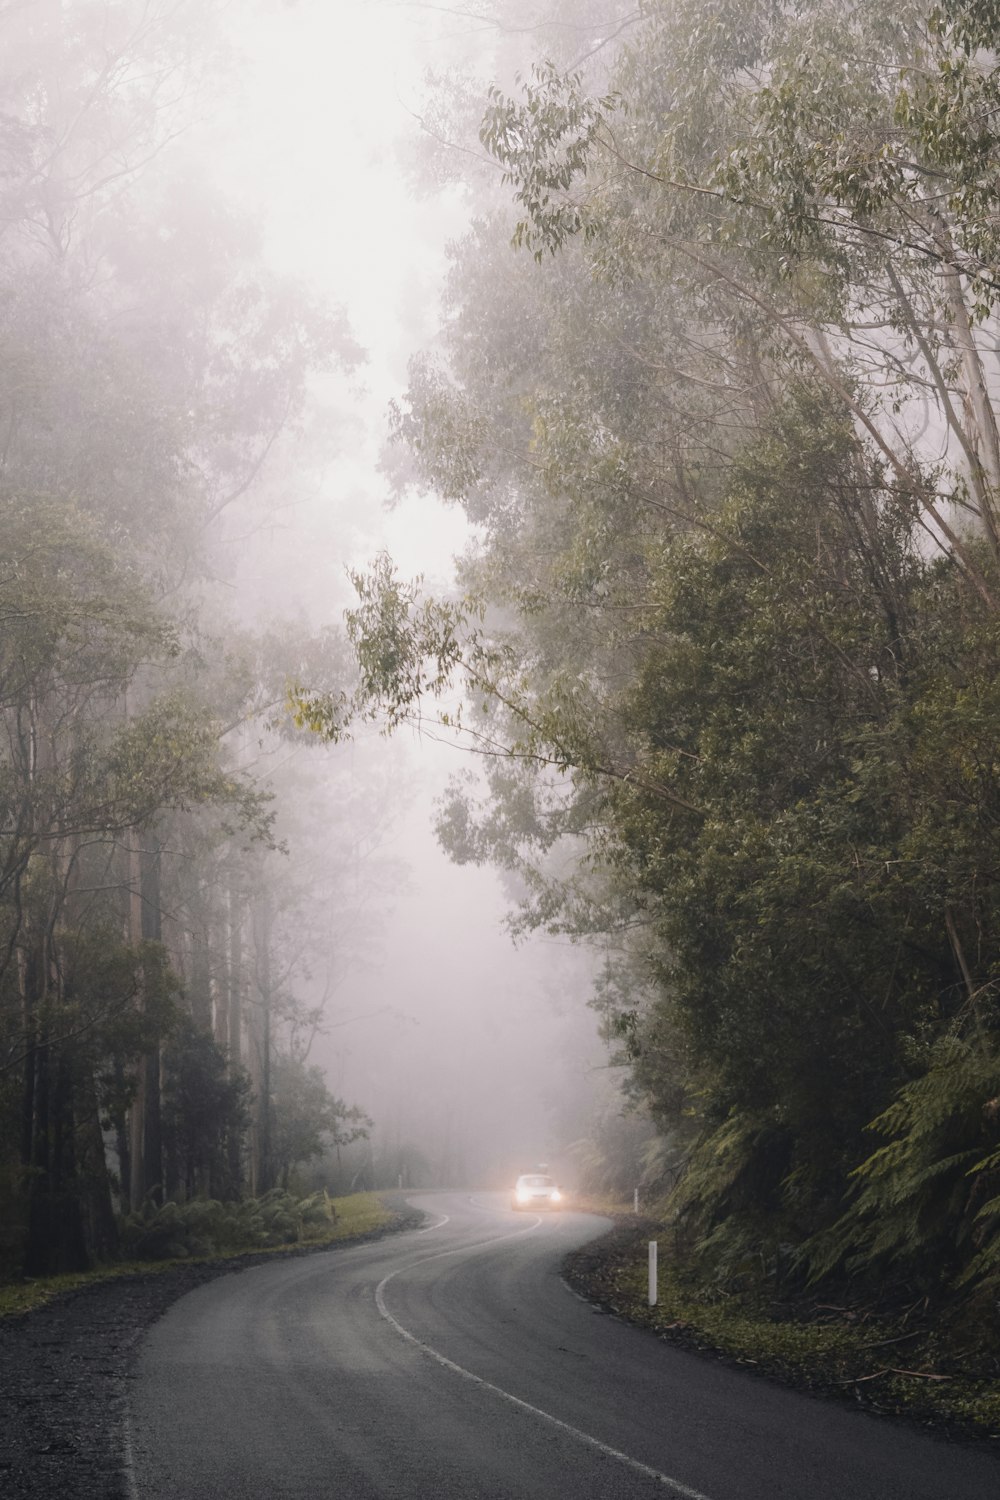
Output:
[{"xmin": 550, "ymin": 1189, "xmax": 561, "ymax": 1202}]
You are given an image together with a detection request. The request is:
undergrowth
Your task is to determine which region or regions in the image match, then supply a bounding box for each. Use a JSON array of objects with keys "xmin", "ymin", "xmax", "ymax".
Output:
[
  {"xmin": 0, "ymin": 1191, "xmax": 395, "ymax": 1318},
  {"xmin": 564, "ymin": 1215, "xmax": 1000, "ymax": 1441},
  {"xmin": 120, "ymin": 1187, "xmax": 337, "ymax": 1260}
]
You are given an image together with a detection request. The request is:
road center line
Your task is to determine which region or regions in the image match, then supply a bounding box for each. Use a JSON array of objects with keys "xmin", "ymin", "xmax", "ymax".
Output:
[{"xmin": 374, "ymin": 1230, "xmax": 715, "ymax": 1500}]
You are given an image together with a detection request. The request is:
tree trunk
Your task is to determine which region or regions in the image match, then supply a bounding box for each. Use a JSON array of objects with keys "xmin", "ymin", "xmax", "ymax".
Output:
[
  {"xmin": 249, "ymin": 894, "xmax": 273, "ymax": 1196},
  {"xmin": 23, "ymin": 1024, "xmax": 88, "ymax": 1277},
  {"xmin": 190, "ymin": 884, "xmax": 213, "ymax": 1033},
  {"xmin": 226, "ymin": 876, "xmax": 245, "ymax": 1192},
  {"xmin": 140, "ymin": 839, "xmax": 164, "ymax": 1206},
  {"xmin": 75, "ymin": 1080, "xmax": 119, "ymax": 1264},
  {"xmin": 127, "ymin": 834, "xmax": 146, "ymax": 1211}
]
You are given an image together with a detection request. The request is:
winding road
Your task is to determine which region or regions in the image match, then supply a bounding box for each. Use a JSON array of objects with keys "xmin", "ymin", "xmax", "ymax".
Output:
[{"xmin": 125, "ymin": 1192, "xmax": 1000, "ymax": 1498}]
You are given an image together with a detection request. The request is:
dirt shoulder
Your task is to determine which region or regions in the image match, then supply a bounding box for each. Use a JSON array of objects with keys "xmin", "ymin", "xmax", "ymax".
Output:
[
  {"xmin": 0, "ymin": 1200, "xmax": 423, "ymax": 1499},
  {"xmin": 562, "ymin": 1216, "xmax": 1000, "ymax": 1450}
]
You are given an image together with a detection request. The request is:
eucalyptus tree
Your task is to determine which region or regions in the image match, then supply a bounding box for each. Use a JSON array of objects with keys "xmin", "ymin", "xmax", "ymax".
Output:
[
  {"xmin": 300, "ymin": 0, "xmax": 1000, "ymax": 1312},
  {"xmin": 0, "ymin": 492, "xmax": 276, "ymax": 1273},
  {"xmin": 468, "ymin": 0, "xmax": 1000, "ymax": 1295},
  {"xmin": 0, "ymin": 3, "xmax": 372, "ymax": 1272},
  {"xmin": 482, "ymin": 0, "xmax": 1000, "ymax": 599}
]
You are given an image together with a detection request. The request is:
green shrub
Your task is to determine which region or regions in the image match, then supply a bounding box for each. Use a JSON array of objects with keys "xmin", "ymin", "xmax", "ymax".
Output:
[{"xmin": 119, "ymin": 1189, "xmax": 338, "ymax": 1261}]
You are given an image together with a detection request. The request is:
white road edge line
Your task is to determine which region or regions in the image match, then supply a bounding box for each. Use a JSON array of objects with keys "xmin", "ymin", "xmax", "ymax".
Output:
[
  {"xmin": 374, "ymin": 1232, "xmax": 715, "ymax": 1500},
  {"xmin": 119, "ymin": 1208, "xmax": 464, "ymax": 1496}
]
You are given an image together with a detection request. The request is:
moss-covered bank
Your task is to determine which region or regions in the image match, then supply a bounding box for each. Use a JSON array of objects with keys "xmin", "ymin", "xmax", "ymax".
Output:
[
  {"xmin": 0, "ymin": 1192, "xmax": 402, "ymax": 1319},
  {"xmin": 563, "ymin": 1216, "xmax": 1000, "ymax": 1444}
]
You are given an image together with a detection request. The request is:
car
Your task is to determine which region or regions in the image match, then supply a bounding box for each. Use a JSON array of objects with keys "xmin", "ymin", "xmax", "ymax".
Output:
[{"xmin": 511, "ymin": 1173, "xmax": 564, "ymax": 1211}]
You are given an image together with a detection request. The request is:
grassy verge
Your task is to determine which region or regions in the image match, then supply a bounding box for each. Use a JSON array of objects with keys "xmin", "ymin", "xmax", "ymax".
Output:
[
  {"xmin": 0, "ymin": 1192, "xmax": 399, "ymax": 1320},
  {"xmin": 563, "ymin": 1214, "xmax": 1000, "ymax": 1442}
]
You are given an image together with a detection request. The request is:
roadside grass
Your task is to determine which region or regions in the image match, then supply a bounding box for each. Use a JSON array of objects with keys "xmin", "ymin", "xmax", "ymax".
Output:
[
  {"xmin": 0, "ymin": 1192, "xmax": 397, "ymax": 1320},
  {"xmin": 563, "ymin": 1213, "xmax": 1000, "ymax": 1442},
  {"xmin": 568, "ymin": 1192, "xmax": 634, "ymax": 1219}
]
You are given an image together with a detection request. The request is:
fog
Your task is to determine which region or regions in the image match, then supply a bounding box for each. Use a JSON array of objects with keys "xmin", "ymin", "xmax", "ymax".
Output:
[
  {"xmin": 4, "ymin": 0, "xmax": 1000, "ymax": 1403},
  {"xmin": 317, "ymin": 742, "xmax": 612, "ymax": 1188},
  {"xmin": 0, "ymin": 1, "xmax": 656, "ymax": 1294},
  {"xmin": 194, "ymin": 0, "xmax": 622, "ymax": 1190}
]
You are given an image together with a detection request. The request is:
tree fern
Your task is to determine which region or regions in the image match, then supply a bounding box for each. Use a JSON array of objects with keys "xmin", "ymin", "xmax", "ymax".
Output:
[{"xmin": 805, "ymin": 1037, "xmax": 1000, "ymax": 1292}]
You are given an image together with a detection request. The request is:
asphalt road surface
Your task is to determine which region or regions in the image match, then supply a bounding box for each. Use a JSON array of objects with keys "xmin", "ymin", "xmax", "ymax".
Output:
[{"xmin": 125, "ymin": 1192, "xmax": 1000, "ymax": 1499}]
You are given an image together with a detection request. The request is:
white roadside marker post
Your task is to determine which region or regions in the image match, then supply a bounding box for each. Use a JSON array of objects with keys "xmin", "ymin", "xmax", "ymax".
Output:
[
  {"xmin": 648, "ymin": 1240, "xmax": 658, "ymax": 1307},
  {"xmin": 633, "ymin": 1186, "xmax": 639, "ymax": 1213}
]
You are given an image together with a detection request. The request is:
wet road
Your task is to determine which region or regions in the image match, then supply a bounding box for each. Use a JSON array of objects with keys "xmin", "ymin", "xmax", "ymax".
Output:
[{"xmin": 125, "ymin": 1191, "xmax": 1000, "ymax": 1498}]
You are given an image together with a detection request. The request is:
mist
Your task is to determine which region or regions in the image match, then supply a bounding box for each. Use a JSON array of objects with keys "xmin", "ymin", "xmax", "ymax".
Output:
[
  {"xmin": 0, "ymin": 0, "xmax": 645, "ymax": 1282},
  {"xmin": 5, "ymin": 0, "xmax": 995, "ymax": 1339},
  {"xmin": 200, "ymin": 0, "xmax": 625, "ymax": 1194},
  {"xmin": 5, "ymin": 5, "xmax": 1000, "ymax": 1478}
]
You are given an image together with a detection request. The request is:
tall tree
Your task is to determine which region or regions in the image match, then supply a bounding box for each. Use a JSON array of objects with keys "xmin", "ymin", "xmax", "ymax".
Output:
[{"xmin": 298, "ymin": 0, "xmax": 1000, "ymax": 1318}]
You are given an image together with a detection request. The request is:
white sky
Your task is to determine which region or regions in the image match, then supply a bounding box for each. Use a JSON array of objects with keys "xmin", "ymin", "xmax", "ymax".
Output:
[{"xmin": 200, "ymin": 0, "xmax": 494, "ymax": 610}]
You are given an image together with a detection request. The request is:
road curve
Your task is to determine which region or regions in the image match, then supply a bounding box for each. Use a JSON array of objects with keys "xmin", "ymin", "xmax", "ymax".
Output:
[{"xmin": 125, "ymin": 1191, "xmax": 1000, "ymax": 1499}]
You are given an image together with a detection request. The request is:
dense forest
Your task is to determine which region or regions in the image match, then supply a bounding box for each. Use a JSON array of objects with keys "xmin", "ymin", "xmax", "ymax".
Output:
[
  {"xmin": 0, "ymin": 2, "xmax": 379, "ymax": 1279},
  {"xmin": 6, "ymin": 0, "xmax": 1000, "ymax": 1344},
  {"xmin": 296, "ymin": 0, "xmax": 1000, "ymax": 1329}
]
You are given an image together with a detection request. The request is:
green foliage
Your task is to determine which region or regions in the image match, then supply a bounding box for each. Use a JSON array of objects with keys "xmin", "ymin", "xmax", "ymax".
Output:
[
  {"xmin": 66, "ymin": 932, "xmax": 180, "ymax": 1103},
  {"xmin": 290, "ymin": 552, "xmax": 469, "ymax": 738},
  {"xmin": 612, "ymin": 414, "xmax": 1000, "ymax": 1286},
  {"xmin": 566, "ymin": 1222, "xmax": 1000, "ymax": 1437},
  {"xmin": 480, "ymin": 63, "xmax": 617, "ymax": 260},
  {"xmin": 160, "ymin": 1020, "xmax": 250, "ymax": 1201},
  {"xmin": 289, "ymin": 0, "xmax": 1000, "ymax": 1320},
  {"xmin": 270, "ymin": 1053, "xmax": 371, "ymax": 1189},
  {"xmin": 0, "ymin": 3, "xmax": 374, "ymax": 1284},
  {"xmin": 805, "ymin": 1038, "xmax": 1000, "ymax": 1289},
  {"xmin": 0, "ymin": 1194, "xmax": 394, "ymax": 1312},
  {"xmin": 119, "ymin": 1188, "xmax": 337, "ymax": 1261}
]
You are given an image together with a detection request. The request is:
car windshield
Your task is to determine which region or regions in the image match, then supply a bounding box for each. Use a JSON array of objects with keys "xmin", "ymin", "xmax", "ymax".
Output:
[{"xmin": 521, "ymin": 1175, "xmax": 553, "ymax": 1187}]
